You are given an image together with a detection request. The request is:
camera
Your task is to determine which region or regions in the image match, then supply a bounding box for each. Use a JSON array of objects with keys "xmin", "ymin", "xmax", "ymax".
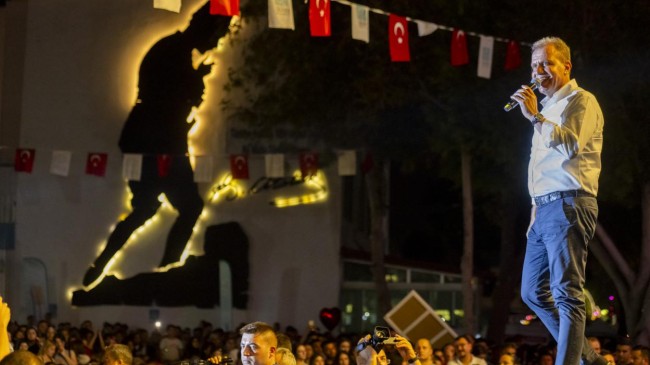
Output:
[{"xmin": 356, "ymin": 326, "xmax": 399, "ymax": 352}]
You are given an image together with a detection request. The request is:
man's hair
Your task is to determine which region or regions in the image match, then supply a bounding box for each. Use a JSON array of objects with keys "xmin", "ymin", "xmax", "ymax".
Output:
[
  {"xmin": 276, "ymin": 348, "xmax": 297, "ymax": 365},
  {"xmin": 633, "ymin": 346, "xmax": 650, "ymax": 361},
  {"xmin": 240, "ymin": 322, "xmax": 278, "ymax": 347},
  {"xmin": 277, "ymin": 333, "xmax": 292, "ymax": 351},
  {"xmin": 103, "ymin": 344, "xmax": 133, "ymax": 365},
  {"xmin": 532, "ymin": 37, "xmax": 571, "ymax": 63},
  {"xmin": 0, "ymin": 350, "xmax": 43, "ymax": 365}
]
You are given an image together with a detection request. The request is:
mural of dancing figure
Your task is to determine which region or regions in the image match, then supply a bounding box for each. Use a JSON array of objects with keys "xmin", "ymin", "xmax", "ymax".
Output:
[{"xmin": 82, "ymin": 2, "xmax": 232, "ymax": 286}]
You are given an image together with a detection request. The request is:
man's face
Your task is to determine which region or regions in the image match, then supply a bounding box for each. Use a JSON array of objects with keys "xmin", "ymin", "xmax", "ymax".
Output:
[
  {"xmin": 618, "ymin": 345, "xmax": 633, "ymax": 364},
  {"xmin": 531, "ymin": 45, "xmax": 571, "ymax": 97},
  {"xmin": 339, "ymin": 341, "xmax": 351, "ymax": 354},
  {"xmin": 455, "ymin": 338, "xmax": 472, "ymax": 359},
  {"xmin": 324, "ymin": 343, "xmax": 337, "ymax": 358},
  {"xmin": 241, "ymin": 333, "xmax": 276, "ymax": 365},
  {"xmin": 631, "ymin": 350, "xmax": 648, "ymax": 365},
  {"xmin": 416, "ymin": 339, "xmax": 433, "ymax": 361},
  {"xmin": 589, "ymin": 339, "xmax": 601, "ymax": 354},
  {"xmin": 377, "ymin": 350, "xmax": 389, "ymax": 365}
]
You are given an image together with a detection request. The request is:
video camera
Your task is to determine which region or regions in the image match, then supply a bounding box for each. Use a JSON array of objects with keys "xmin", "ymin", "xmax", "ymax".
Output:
[
  {"xmin": 176, "ymin": 356, "xmax": 234, "ymax": 365},
  {"xmin": 356, "ymin": 326, "xmax": 399, "ymax": 352}
]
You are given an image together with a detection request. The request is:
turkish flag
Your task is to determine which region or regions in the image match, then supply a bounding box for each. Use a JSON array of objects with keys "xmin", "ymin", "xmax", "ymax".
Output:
[
  {"xmin": 504, "ymin": 40, "xmax": 522, "ymax": 71},
  {"xmin": 389, "ymin": 14, "xmax": 410, "ymax": 62},
  {"xmin": 230, "ymin": 154, "xmax": 249, "ymax": 179},
  {"xmin": 157, "ymin": 154, "xmax": 172, "ymax": 177},
  {"xmin": 15, "ymin": 148, "xmax": 35, "ymax": 173},
  {"xmin": 299, "ymin": 152, "xmax": 319, "ymax": 178},
  {"xmin": 85, "ymin": 153, "xmax": 108, "ymax": 176},
  {"xmin": 210, "ymin": 0, "xmax": 239, "ymax": 16},
  {"xmin": 451, "ymin": 29, "xmax": 469, "ymax": 66},
  {"xmin": 309, "ymin": 0, "xmax": 330, "ymax": 37}
]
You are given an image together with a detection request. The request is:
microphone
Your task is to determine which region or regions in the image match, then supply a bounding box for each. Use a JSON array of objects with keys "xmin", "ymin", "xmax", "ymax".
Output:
[{"xmin": 503, "ymin": 78, "xmax": 540, "ymax": 112}]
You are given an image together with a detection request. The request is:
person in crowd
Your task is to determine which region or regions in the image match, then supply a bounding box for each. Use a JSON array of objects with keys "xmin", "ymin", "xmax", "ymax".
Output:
[
  {"xmin": 0, "ymin": 297, "xmax": 11, "ymax": 359},
  {"xmin": 617, "ymin": 339, "xmax": 635, "ymax": 365},
  {"xmin": 103, "ymin": 344, "xmax": 133, "ymax": 365},
  {"xmin": 159, "ymin": 325, "xmax": 183, "ymax": 364},
  {"xmin": 277, "ymin": 348, "xmax": 297, "ymax": 365},
  {"xmin": 497, "ymin": 354, "xmax": 515, "ymax": 365},
  {"xmin": 512, "ymin": 35, "xmax": 606, "ymax": 365},
  {"xmin": 323, "ymin": 341, "xmax": 338, "ymax": 365},
  {"xmin": 589, "ymin": 338, "xmax": 602, "ymax": 355},
  {"xmin": 37, "ymin": 321, "xmax": 50, "ymax": 341},
  {"xmin": 335, "ymin": 352, "xmax": 353, "ymax": 365},
  {"xmin": 38, "ymin": 340, "xmax": 57, "ymax": 364},
  {"xmin": 26, "ymin": 328, "xmax": 41, "ymax": 355},
  {"xmin": 415, "ymin": 339, "xmax": 434, "ymax": 365},
  {"xmin": 442, "ymin": 343, "xmax": 455, "ymax": 365},
  {"xmin": 355, "ymin": 333, "xmax": 418, "ymax": 365},
  {"xmin": 45, "ymin": 327, "xmax": 57, "ymax": 344},
  {"xmin": 631, "ymin": 346, "xmax": 649, "ymax": 365},
  {"xmin": 538, "ymin": 353, "xmax": 554, "ymax": 365},
  {"xmin": 240, "ymin": 322, "xmax": 277, "ymax": 365},
  {"xmin": 339, "ymin": 340, "xmax": 352, "ymax": 356},
  {"xmin": 0, "ymin": 350, "xmax": 43, "ymax": 365},
  {"xmin": 53, "ymin": 334, "xmax": 77, "ymax": 365},
  {"xmin": 184, "ymin": 336, "xmax": 203, "ymax": 361},
  {"xmin": 500, "ymin": 343, "xmax": 518, "ymax": 365},
  {"xmin": 447, "ymin": 335, "xmax": 486, "ymax": 365},
  {"xmin": 278, "ymin": 334, "xmax": 293, "ymax": 352},
  {"xmin": 295, "ymin": 344, "xmax": 309, "ymax": 365},
  {"xmin": 472, "ymin": 339, "xmax": 491, "ymax": 364},
  {"xmin": 304, "ymin": 344, "xmax": 315, "ymax": 364},
  {"xmin": 311, "ymin": 354, "xmax": 326, "ymax": 365},
  {"xmin": 602, "ymin": 350, "xmax": 616, "ymax": 365}
]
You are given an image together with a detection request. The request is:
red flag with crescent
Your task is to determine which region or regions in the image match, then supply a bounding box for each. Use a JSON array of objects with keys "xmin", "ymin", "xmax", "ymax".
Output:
[
  {"xmin": 15, "ymin": 148, "xmax": 35, "ymax": 173},
  {"xmin": 451, "ymin": 29, "xmax": 469, "ymax": 66},
  {"xmin": 504, "ymin": 40, "xmax": 522, "ymax": 70},
  {"xmin": 299, "ymin": 152, "xmax": 319, "ymax": 178},
  {"xmin": 230, "ymin": 154, "xmax": 249, "ymax": 179},
  {"xmin": 85, "ymin": 152, "xmax": 108, "ymax": 176},
  {"xmin": 210, "ymin": 0, "xmax": 240, "ymax": 16},
  {"xmin": 389, "ymin": 14, "xmax": 410, "ymax": 62},
  {"xmin": 157, "ymin": 154, "xmax": 172, "ymax": 177},
  {"xmin": 309, "ymin": 0, "xmax": 331, "ymax": 37}
]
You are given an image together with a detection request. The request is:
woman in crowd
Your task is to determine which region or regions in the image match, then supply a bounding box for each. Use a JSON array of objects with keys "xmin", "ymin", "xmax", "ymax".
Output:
[
  {"xmin": 310, "ymin": 353, "xmax": 326, "ymax": 365},
  {"xmin": 54, "ymin": 334, "xmax": 78, "ymax": 365},
  {"xmin": 295, "ymin": 344, "xmax": 309, "ymax": 365},
  {"xmin": 38, "ymin": 340, "xmax": 57, "ymax": 365}
]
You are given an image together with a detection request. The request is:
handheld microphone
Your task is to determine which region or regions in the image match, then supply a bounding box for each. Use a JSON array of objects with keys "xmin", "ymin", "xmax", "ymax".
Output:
[{"xmin": 503, "ymin": 78, "xmax": 540, "ymax": 112}]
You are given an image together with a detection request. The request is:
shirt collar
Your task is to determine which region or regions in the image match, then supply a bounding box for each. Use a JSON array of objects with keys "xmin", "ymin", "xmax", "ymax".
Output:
[{"xmin": 540, "ymin": 79, "xmax": 578, "ymax": 107}]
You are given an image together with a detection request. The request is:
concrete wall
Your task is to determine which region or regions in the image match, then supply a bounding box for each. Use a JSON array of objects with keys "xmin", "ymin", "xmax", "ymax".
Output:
[{"xmin": 3, "ymin": 0, "xmax": 342, "ymax": 330}]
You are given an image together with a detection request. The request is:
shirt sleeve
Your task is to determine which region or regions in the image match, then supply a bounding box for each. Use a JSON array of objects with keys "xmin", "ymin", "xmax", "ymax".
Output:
[{"xmin": 539, "ymin": 91, "xmax": 602, "ymax": 159}]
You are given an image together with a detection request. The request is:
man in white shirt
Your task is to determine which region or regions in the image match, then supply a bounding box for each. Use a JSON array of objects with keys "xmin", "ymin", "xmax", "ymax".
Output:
[
  {"xmin": 446, "ymin": 335, "xmax": 486, "ymax": 365},
  {"xmin": 510, "ymin": 37, "xmax": 605, "ymax": 365}
]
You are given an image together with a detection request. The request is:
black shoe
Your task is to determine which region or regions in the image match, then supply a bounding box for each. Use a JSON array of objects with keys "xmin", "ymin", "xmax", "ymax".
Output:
[{"xmin": 82, "ymin": 265, "xmax": 104, "ymax": 286}]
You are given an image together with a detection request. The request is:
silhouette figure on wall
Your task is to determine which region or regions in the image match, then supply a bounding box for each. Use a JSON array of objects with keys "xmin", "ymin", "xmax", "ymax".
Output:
[
  {"xmin": 73, "ymin": 222, "xmax": 250, "ymax": 308},
  {"xmin": 82, "ymin": 3, "xmax": 233, "ymax": 286}
]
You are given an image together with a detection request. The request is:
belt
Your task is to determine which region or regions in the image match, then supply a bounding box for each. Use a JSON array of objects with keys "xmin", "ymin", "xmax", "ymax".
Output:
[{"xmin": 533, "ymin": 190, "xmax": 595, "ymax": 206}]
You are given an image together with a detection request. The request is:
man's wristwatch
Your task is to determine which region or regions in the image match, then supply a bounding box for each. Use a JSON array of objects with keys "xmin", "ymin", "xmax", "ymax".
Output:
[
  {"xmin": 407, "ymin": 357, "xmax": 420, "ymax": 364},
  {"xmin": 531, "ymin": 113, "xmax": 545, "ymax": 126}
]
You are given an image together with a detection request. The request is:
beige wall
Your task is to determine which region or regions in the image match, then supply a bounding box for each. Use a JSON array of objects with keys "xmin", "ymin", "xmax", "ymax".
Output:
[{"xmin": 5, "ymin": 0, "xmax": 342, "ymax": 330}]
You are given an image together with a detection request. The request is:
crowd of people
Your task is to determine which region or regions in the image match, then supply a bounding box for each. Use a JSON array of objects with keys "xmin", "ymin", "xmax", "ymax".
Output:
[{"xmin": 0, "ymin": 306, "xmax": 648, "ymax": 365}]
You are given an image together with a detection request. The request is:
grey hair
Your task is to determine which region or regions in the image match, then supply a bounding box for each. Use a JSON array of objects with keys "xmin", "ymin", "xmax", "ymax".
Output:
[{"xmin": 532, "ymin": 37, "xmax": 571, "ymax": 63}]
